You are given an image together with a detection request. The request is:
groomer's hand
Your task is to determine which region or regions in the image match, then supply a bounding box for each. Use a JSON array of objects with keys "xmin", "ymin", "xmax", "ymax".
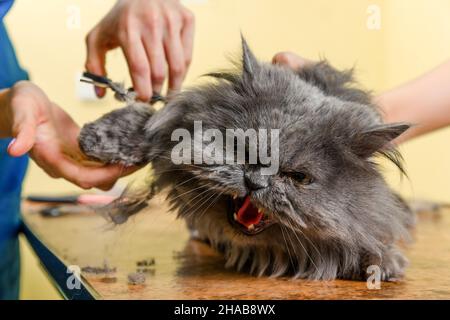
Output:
[
  {"xmin": 85, "ymin": 0, "xmax": 195, "ymax": 100},
  {"xmin": 272, "ymin": 52, "xmax": 312, "ymax": 70},
  {"xmin": 1, "ymin": 81, "xmax": 135, "ymax": 190}
]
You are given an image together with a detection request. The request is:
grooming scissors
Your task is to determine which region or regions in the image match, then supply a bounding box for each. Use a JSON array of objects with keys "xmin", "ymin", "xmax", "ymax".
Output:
[{"xmin": 80, "ymin": 71, "xmax": 165, "ymax": 104}]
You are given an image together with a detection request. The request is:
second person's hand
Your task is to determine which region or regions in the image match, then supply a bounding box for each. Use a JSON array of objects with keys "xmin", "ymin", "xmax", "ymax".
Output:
[
  {"xmin": 85, "ymin": 0, "xmax": 195, "ymax": 101},
  {"xmin": 272, "ymin": 51, "xmax": 312, "ymax": 70}
]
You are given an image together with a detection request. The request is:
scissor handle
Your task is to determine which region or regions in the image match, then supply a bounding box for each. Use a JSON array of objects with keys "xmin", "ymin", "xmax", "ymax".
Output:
[
  {"xmin": 82, "ymin": 72, "xmax": 111, "ymax": 85},
  {"xmin": 81, "ymin": 72, "xmax": 166, "ymax": 104}
]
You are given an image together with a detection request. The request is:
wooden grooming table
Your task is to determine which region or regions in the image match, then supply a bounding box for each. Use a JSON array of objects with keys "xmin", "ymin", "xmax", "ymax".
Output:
[{"xmin": 21, "ymin": 195, "xmax": 450, "ymax": 299}]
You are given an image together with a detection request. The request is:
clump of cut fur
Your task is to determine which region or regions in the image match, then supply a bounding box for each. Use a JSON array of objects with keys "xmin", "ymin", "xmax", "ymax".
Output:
[{"xmin": 79, "ymin": 37, "xmax": 413, "ymax": 281}]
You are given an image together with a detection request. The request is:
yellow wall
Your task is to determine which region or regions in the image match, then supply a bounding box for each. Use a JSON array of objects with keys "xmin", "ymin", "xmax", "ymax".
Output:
[
  {"xmin": 382, "ymin": 0, "xmax": 450, "ymax": 201},
  {"xmin": 4, "ymin": 0, "xmax": 449, "ymax": 299}
]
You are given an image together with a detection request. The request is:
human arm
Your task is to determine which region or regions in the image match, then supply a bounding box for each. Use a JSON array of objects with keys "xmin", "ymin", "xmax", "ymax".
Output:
[
  {"xmin": 0, "ymin": 81, "xmax": 136, "ymax": 190},
  {"xmin": 375, "ymin": 60, "xmax": 450, "ymax": 142},
  {"xmin": 273, "ymin": 52, "xmax": 450, "ymax": 143}
]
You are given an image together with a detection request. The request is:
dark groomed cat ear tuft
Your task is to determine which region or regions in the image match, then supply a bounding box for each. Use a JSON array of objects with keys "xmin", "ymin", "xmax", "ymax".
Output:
[
  {"xmin": 241, "ymin": 34, "xmax": 259, "ymax": 78},
  {"xmin": 352, "ymin": 123, "xmax": 410, "ymax": 158}
]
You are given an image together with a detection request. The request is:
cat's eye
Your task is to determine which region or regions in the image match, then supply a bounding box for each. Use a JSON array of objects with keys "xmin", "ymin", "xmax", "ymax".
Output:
[{"xmin": 284, "ymin": 171, "xmax": 314, "ymax": 185}]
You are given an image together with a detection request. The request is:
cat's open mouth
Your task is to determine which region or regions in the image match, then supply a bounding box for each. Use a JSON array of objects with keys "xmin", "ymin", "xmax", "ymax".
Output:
[{"xmin": 228, "ymin": 195, "xmax": 275, "ymax": 235}]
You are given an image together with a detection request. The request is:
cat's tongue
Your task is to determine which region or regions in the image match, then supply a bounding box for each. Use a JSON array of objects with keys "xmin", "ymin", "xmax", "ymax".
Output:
[{"xmin": 236, "ymin": 196, "xmax": 263, "ymax": 228}]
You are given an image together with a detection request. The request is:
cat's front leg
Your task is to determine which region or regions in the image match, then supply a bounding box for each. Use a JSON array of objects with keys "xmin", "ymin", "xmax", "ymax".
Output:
[{"xmin": 78, "ymin": 102, "xmax": 155, "ymax": 166}]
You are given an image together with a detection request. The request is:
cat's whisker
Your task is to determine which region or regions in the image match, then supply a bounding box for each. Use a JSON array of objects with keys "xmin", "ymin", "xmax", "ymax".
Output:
[
  {"xmin": 167, "ymin": 183, "xmax": 209, "ymax": 202},
  {"xmin": 151, "ymin": 154, "xmax": 211, "ymax": 170},
  {"xmin": 181, "ymin": 190, "xmax": 219, "ymax": 220},
  {"xmin": 191, "ymin": 192, "xmax": 221, "ymax": 218},
  {"xmin": 283, "ymin": 216, "xmax": 320, "ymax": 274},
  {"xmin": 171, "ymin": 175, "xmax": 199, "ymax": 188},
  {"xmin": 279, "ymin": 223, "xmax": 297, "ymax": 275},
  {"xmin": 197, "ymin": 191, "xmax": 224, "ymax": 220},
  {"xmin": 282, "ymin": 212, "xmax": 325, "ymax": 266},
  {"xmin": 148, "ymin": 167, "xmax": 196, "ymax": 176},
  {"xmin": 172, "ymin": 185, "xmax": 213, "ymax": 212},
  {"xmin": 176, "ymin": 184, "xmax": 219, "ymax": 217},
  {"xmin": 176, "ymin": 194, "xmax": 213, "ymax": 222},
  {"xmin": 297, "ymin": 231, "xmax": 325, "ymax": 266}
]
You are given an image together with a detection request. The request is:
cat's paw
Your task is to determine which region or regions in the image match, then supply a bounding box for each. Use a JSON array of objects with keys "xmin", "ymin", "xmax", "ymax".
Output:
[
  {"xmin": 79, "ymin": 103, "xmax": 154, "ymax": 166},
  {"xmin": 380, "ymin": 250, "xmax": 408, "ymax": 282},
  {"xmin": 363, "ymin": 247, "xmax": 408, "ymax": 282}
]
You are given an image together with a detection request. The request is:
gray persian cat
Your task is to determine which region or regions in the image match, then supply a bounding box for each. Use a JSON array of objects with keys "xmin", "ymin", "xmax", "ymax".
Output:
[{"xmin": 79, "ymin": 38, "xmax": 413, "ymax": 281}]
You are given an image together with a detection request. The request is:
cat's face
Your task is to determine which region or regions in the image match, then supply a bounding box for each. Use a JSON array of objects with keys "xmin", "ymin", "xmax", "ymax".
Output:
[{"xmin": 169, "ymin": 72, "xmax": 367, "ymax": 237}]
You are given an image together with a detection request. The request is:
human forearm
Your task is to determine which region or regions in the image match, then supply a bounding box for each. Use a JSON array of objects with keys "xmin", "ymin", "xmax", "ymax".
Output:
[{"xmin": 376, "ymin": 60, "xmax": 450, "ymax": 143}]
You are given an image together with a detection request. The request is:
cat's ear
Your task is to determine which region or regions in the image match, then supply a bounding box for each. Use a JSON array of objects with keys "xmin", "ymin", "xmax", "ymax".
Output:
[
  {"xmin": 241, "ymin": 35, "xmax": 259, "ymax": 79},
  {"xmin": 351, "ymin": 123, "xmax": 410, "ymax": 158}
]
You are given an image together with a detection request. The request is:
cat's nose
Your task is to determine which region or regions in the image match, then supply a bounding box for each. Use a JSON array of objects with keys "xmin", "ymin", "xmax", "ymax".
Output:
[{"xmin": 244, "ymin": 172, "xmax": 268, "ymax": 191}]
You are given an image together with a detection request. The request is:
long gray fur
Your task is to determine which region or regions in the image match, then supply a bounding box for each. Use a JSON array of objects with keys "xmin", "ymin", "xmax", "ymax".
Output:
[{"xmin": 78, "ymin": 37, "xmax": 414, "ymax": 281}]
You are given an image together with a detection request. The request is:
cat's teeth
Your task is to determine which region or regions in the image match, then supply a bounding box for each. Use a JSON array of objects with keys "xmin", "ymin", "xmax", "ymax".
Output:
[
  {"xmin": 248, "ymin": 224, "xmax": 255, "ymax": 231},
  {"xmin": 233, "ymin": 213, "xmax": 237, "ymax": 221},
  {"xmin": 232, "ymin": 194, "xmax": 237, "ymax": 200}
]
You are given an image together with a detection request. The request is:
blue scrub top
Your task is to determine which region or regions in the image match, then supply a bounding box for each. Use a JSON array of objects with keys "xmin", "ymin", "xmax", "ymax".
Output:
[
  {"xmin": 0, "ymin": 0, "xmax": 29, "ymax": 241},
  {"xmin": 0, "ymin": 0, "xmax": 28, "ymax": 300},
  {"xmin": 0, "ymin": 0, "xmax": 29, "ymax": 299}
]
